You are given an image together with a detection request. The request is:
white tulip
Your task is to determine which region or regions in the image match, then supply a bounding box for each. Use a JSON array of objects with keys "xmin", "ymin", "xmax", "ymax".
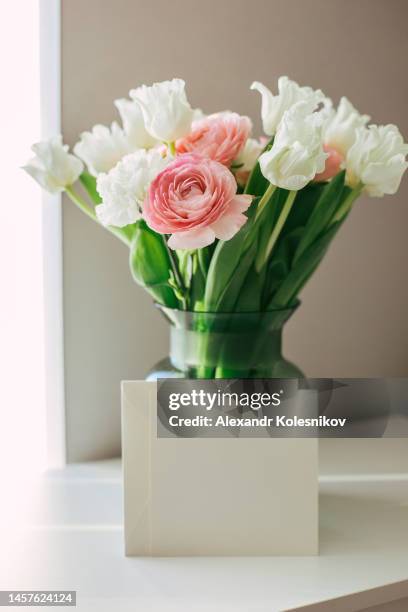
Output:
[
  {"xmin": 258, "ymin": 101, "xmax": 328, "ymax": 190},
  {"xmin": 233, "ymin": 138, "xmax": 264, "ymax": 171},
  {"xmin": 96, "ymin": 149, "xmax": 169, "ymax": 227},
  {"xmin": 346, "ymin": 124, "xmax": 408, "ymax": 197},
  {"xmin": 74, "ymin": 122, "xmax": 131, "ymax": 176},
  {"xmin": 323, "ymin": 97, "xmax": 370, "ymax": 156},
  {"xmin": 23, "ymin": 135, "xmax": 83, "ymax": 194},
  {"xmin": 192, "ymin": 107, "xmax": 206, "ymax": 121},
  {"xmin": 114, "ymin": 98, "xmax": 157, "ymax": 149},
  {"xmin": 250, "ymin": 76, "xmax": 327, "ymax": 136},
  {"xmin": 130, "ymin": 78, "xmax": 194, "ymax": 142}
]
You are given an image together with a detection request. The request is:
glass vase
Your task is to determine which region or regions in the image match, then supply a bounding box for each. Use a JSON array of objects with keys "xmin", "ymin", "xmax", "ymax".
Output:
[{"xmin": 147, "ymin": 304, "xmax": 303, "ymax": 380}]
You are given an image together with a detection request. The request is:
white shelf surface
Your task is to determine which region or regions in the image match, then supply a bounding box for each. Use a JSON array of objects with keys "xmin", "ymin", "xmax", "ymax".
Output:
[{"xmin": 1, "ymin": 458, "xmax": 408, "ymax": 611}]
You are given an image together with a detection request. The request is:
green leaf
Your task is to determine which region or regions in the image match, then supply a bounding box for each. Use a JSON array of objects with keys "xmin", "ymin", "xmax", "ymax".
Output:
[
  {"xmin": 204, "ymin": 198, "xmax": 261, "ymax": 311},
  {"xmin": 129, "ymin": 220, "xmax": 180, "ymax": 308},
  {"xmin": 292, "ymin": 171, "xmax": 345, "ymax": 266},
  {"xmin": 204, "ymin": 184, "xmax": 291, "ymax": 312},
  {"xmin": 215, "ymin": 239, "xmax": 258, "ymax": 311},
  {"xmin": 190, "ymin": 253, "xmax": 207, "ymax": 310},
  {"xmin": 256, "ymin": 188, "xmax": 289, "ymax": 262},
  {"xmin": 269, "ymin": 221, "xmax": 342, "ymax": 309},
  {"xmin": 260, "ymin": 179, "xmax": 345, "ymax": 307},
  {"xmin": 263, "ymin": 259, "xmax": 288, "ymax": 307},
  {"xmin": 177, "ymin": 251, "xmax": 194, "ymax": 290},
  {"xmin": 176, "ymin": 250, "xmax": 208, "ymax": 309},
  {"xmin": 244, "ymin": 161, "xmax": 269, "ymax": 198},
  {"xmin": 263, "ymin": 226, "xmax": 303, "ymax": 305},
  {"xmin": 281, "ymin": 182, "xmax": 326, "ymax": 236},
  {"xmin": 198, "ymin": 245, "xmax": 213, "ymax": 279},
  {"xmin": 234, "ymin": 262, "xmax": 267, "ymax": 312}
]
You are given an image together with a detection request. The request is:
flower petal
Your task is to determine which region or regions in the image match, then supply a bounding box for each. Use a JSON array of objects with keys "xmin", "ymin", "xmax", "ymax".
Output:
[
  {"xmin": 168, "ymin": 227, "xmax": 216, "ymax": 250},
  {"xmin": 210, "ymin": 196, "xmax": 251, "ymax": 241}
]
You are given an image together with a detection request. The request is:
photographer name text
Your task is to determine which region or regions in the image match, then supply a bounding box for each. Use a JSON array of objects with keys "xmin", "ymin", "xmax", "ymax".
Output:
[{"xmin": 167, "ymin": 414, "xmax": 347, "ymax": 428}]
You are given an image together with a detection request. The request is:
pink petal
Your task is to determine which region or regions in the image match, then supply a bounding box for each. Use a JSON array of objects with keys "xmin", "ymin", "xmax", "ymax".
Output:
[
  {"xmin": 168, "ymin": 227, "xmax": 216, "ymax": 250},
  {"xmin": 209, "ymin": 194, "xmax": 252, "ymax": 241},
  {"xmin": 176, "ymin": 113, "xmax": 252, "ymax": 166},
  {"xmin": 314, "ymin": 146, "xmax": 344, "ymax": 182},
  {"xmin": 231, "ymin": 194, "xmax": 253, "ymax": 213},
  {"xmin": 210, "ymin": 212, "xmax": 248, "ymax": 242}
]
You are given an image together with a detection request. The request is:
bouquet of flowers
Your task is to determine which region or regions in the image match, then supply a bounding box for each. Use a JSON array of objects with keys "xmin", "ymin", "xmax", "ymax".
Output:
[{"xmin": 24, "ymin": 77, "xmax": 408, "ymax": 378}]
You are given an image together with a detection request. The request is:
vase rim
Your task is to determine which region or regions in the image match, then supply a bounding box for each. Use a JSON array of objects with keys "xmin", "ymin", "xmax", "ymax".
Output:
[{"xmin": 155, "ymin": 299, "xmax": 300, "ymax": 316}]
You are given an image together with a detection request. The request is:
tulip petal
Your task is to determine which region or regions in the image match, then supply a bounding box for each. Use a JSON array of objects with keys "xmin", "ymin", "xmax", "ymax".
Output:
[{"xmin": 23, "ymin": 136, "xmax": 83, "ymax": 194}]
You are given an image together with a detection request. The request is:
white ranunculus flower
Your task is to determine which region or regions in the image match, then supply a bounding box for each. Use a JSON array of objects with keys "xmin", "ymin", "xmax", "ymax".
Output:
[
  {"xmin": 346, "ymin": 124, "xmax": 408, "ymax": 197},
  {"xmin": 233, "ymin": 138, "xmax": 264, "ymax": 171},
  {"xmin": 96, "ymin": 149, "xmax": 169, "ymax": 227},
  {"xmin": 258, "ymin": 101, "xmax": 328, "ymax": 190},
  {"xmin": 23, "ymin": 135, "xmax": 83, "ymax": 193},
  {"xmin": 323, "ymin": 97, "xmax": 370, "ymax": 157},
  {"xmin": 250, "ymin": 76, "xmax": 327, "ymax": 136},
  {"xmin": 130, "ymin": 78, "xmax": 194, "ymax": 142},
  {"xmin": 114, "ymin": 98, "xmax": 157, "ymax": 149},
  {"xmin": 74, "ymin": 122, "xmax": 131, "ymax": 176}
]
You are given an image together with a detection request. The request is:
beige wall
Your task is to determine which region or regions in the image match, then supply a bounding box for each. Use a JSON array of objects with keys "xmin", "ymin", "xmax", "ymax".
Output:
[{"xmin": 61, "ymin": 0, "xmax": 408, "ymax": 461}]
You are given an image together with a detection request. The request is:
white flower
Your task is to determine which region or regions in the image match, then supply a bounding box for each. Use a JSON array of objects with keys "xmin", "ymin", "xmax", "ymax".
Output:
[
  {"xmin": 250, "ymin": 76, "xmax": 327, "ymax": 136},
  {"xmin": 346, "ymin": 124, "xmax": 408, "ymax": 197},
  {"xmin": 23, "ymin": 135, "xmax": 83, "ymax": 193},
  {"xmin": 258, "ymin": 101, "xmax": 328, "ymax": 190},
  {"xmin": 192, "ymin": 108, "xmax": 206, "ymax": 122},
  {"xmin": 114, "ymin": 98, "xmax": 157, "ymax": 149},
  {"xmin": 130, "ymin": 78, "xmax": 194, "ymax": 142},
  {"xmin": 96, "ymin": 149, "xmax": 169, "ymax": 227},
  {"xmin": 74, "ymin": 122, "xmax": 131, "ymax": 176},
  {"xmin": 233, "ymin": 138, "xmax": 264, "ymax": 171},
  {"xmin": 323, "ymin": 97, "xmax": 370, "ymax": 157}
]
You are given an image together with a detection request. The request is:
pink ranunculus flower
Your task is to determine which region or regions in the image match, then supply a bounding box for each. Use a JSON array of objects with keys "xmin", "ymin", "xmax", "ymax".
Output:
[
  {"xmin": 314, "ymin": 145, "xmax": 344, "ymax": 182},
  {"xmin": 143, "ymin": 153, "xmax": 252, "ymax": 250},
  {"xmin": 175, "ymin": 112, "xmax": 252, "ymax": 166}
]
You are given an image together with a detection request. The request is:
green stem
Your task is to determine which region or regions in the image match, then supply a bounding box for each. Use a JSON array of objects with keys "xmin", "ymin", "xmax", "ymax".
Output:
[
  {"xmin": 241, "ymin": 183, "xmax": 276, "ymax": 252},
  {"xmin": 162, "ymin": 235, "xmax": 188, "ymax": 309},
  {"xmin": 65, "ymin": 186, "xmax": 131, "ymax": 247},
  {"xmin": 331, "ymin": 185, "xmax": 362, "ymax": 223},
  {"xmin": 256, "ymin": 190, "xmax": 296, "ymax": 272},
  {"xmin": 195, "ymin": 330, "xmax": 217, "ymax": 379},
  {"xmin": 255, "ymin": 183, "xmax": 276, "ymax": 221},
  {"xmin": 65, "ymin": 186, "xmax": 97, "ymax": 221}
]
